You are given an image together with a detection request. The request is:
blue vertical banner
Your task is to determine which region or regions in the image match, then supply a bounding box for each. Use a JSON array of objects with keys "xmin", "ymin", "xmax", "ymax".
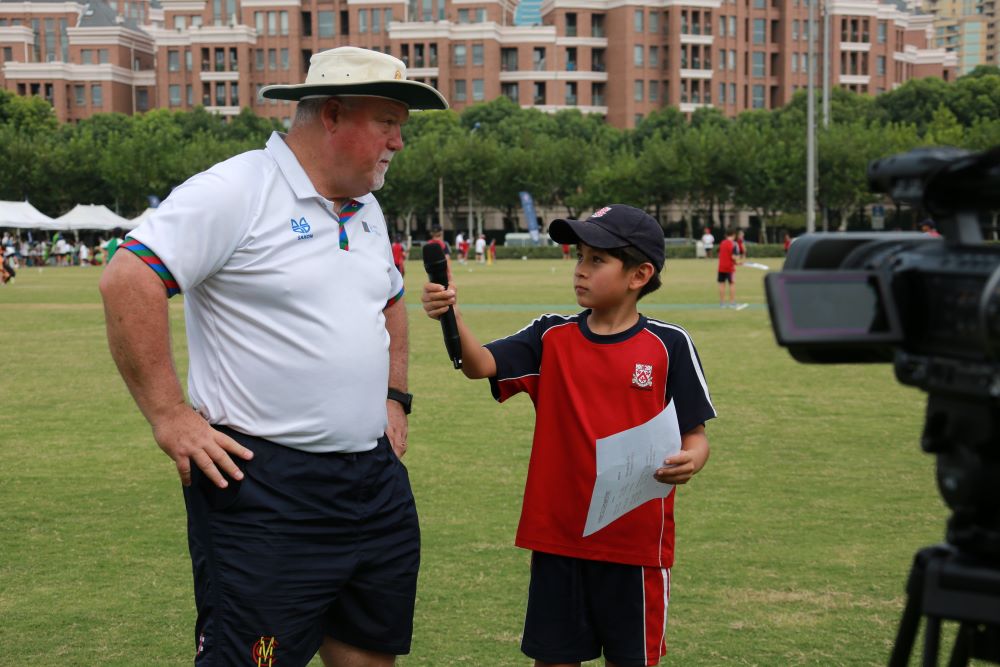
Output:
[{"xmin": 519, "ymin": 191, "xmax": 539, "ymax": 244}]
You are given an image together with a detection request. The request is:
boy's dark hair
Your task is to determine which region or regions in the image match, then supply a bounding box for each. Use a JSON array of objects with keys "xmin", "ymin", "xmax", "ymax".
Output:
[{"xmin": 604, "ymin": 244, "xmax": 662, "ymax": 300}]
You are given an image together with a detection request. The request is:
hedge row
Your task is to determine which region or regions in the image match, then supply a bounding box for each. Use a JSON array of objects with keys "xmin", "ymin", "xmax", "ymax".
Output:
[{"xmin": 408, "ymin": 243, "xmax": 787, "ymax": 261}]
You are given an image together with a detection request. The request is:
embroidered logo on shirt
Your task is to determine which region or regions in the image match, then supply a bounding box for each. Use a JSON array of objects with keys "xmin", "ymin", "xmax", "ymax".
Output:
[
  {"xmin": 251, "ymin": 636, "xmax": 278, "ymax": 666},
  {"xmin": 291, "ymin": 217, "xmax": 313, "ymax": 240},
  {"xmin": 632, "ymin": 363, "xmax": 653, "ymax": 390}
]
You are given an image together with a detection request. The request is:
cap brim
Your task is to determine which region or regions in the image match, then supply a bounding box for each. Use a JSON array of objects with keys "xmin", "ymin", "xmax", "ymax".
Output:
[
  {"xmin": 259, "ymin": 80, "xmax": 448, "ymax": 110},
  {"xmin": 548, "ymin": 218, "xmax": 629, "ymax": 250}
]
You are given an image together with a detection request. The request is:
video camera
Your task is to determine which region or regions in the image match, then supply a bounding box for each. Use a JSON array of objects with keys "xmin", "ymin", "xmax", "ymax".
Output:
[{"xmin": 764, "ymin": 145, "xmax": 1000, "ymax": 666}]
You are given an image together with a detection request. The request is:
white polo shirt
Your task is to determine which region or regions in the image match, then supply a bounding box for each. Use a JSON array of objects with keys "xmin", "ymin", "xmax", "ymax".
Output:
[{"xmin": 130, "ymin": 132, "xmax": 404, "ymax": 453}]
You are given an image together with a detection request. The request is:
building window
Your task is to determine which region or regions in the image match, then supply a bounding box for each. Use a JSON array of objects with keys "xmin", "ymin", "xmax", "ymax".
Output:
[
  {"xmin": 473, "ymin": 78, "xmax": 484, "ymax": 101},
  {"xmin": 566, "ymin": 12, "xmax": 576, "ymax": 36},
  {"xmin": 169, "ymin": 84, "xmax": 181, "ymax": 106},
  {"xmin": 592, "ymin": 82, "xmax": 605, "ymax": 106},
  {"xmin": 280, "ymin": 11, "xmax": 288, "ymax": 35},
  {"xmin": 876, "ymin": 55, "xmax": 886, "ymax": 75},
  {"xmin": 649, "ymin": 46, "xmax": 659, "ymax": 68},
  {"xmin": 718, "ymin": 82, "xmax": 726, "ymax": 103},
  {"xmin": 634, "ymin": 10, "xmax": 643, "ymax": 32},
  {"xmin": 281, "ymin": 48, "xmax": 289, "ymax": 70},
  {"xmin": 81, "ymin": 49, "xmax": 93, "ymax": 64},
  {"xmin": 268, "ymin": 11, "xmax": 277, "ymax": 34},
  {"xmin": 752, "ymin": 84, "xmax": 765, "ymax": 108},
  {"xmin": 458, "ymin": 8, "xmax": 469, "ymax": 22},
  {"xmin": 318, "ymin": 11, "xmax": 334, "ymax": 37},
  {"xmin": 454, "ymin": 79, "xmax": 467, "ymax": 101},
  {"xmin": 230, "ymin": 82, "xmax": 239, "ymax": 105},
  {"xmin": 372, "ymin": 8, "xmax": 381, "ymax": 32},
  {"xmin": 592, "ymin": 14, "xmax": 605, "ymax": 37},
  {"xmin": 634, "ymin": 79, "xmax": 644, "ymax": 101},
  {"xmin": 174, "ymin": 15, "xmax": 186, "ymax": 29},
  {"xmin": 216, "ymin": 82, "xmax": 226, "ymax": 105},
  {"xmin": 454, "ymin": 45, "xmax": 466, "ymax": 66},
  {"xmin": 752, "ymin": 51, "xmax": 765, "ymax": 76},
  {"xmin": 472, "ymin": 43, "xmax": 484, "ymax": 66},
  {"xmin": 634, "ymin": 45, "xmax": 644, "ymax": 66},
  {"xmin": 74, "ymin": 84, "xmax": 85, "ymax": 106},
  {"xmin": 502, "ymin": 82, "xmax": 518, "ymax": 102},
  {"xmin": 137, "ymin": 88, "xmax": 149, "ymax": 111},
  {"xmin": 476, "ymin": 8, "xmax": 485, "ymax": 21},
  {"xmin": 501, "ymin": 47, "xmax": 518, "ymax": 71},
  {"xmin": 359, "ymin": 9, "xmax": 368, "ymax": 33},
  {"xmin": 728, "ymin": 49, "xmax": 736, "ymax": 70},
  {"xmin": 533, "ymin": 47, "xmax": 545, "ymax": 70},
  {"xmin": 98, "ymin": 49, "xmax": 108, "ymax": 64},
  {"xmin": 565, "ymin": 81, "xmax": 577, "ymax": 105},
  {"xmin": 649, "ymin": 11, "xmax": 658, "ymax": 33},
  {"xmin": 268, "ymin": 48, "xmax": 277, "ymax": 70},
  {"xmin": 168, "ymin": 49, "xmax": 180, "ymax": 72},
  {"xmin": 91, "ymin": 84, "xmax": 103, "ymax": 106},
  {"xmin": 533, "ymin": 81, "xmax": 545, "ymax": 104},
  {"xmin": 185, "ymin": 49, "xmax": 192, "ymax": 71},
  {"xmin": 753, "ymin": 19, "xmax": 766, "ymax": 44},
  {"xmin": 384, "ymin": 9, "xmax": 392, "ymax": 29},
  {"xmin": 256, "ymin": 49, "xmax": 264, "ymax": 70},
  {"xmin": 186, "ymin": 84, "xmax": 193, "ymax": 105},
  {"xmin": 650, "ymin": 79, "xmax": 659, "ymax": 101},
  {"xmin": 877, "ymin": 21, "xmax": 887, "ymax": 43}
]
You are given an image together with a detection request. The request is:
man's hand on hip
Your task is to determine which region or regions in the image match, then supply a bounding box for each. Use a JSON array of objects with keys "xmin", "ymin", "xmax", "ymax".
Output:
[{"xmin": 151, "ymin": 405, "xmax": 254, "ymax": 488}]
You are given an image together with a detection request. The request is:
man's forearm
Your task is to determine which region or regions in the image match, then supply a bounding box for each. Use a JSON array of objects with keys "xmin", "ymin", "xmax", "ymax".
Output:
[{"xmin": 384, "ymin": 297, "xmax": 408, "ymax": 391}]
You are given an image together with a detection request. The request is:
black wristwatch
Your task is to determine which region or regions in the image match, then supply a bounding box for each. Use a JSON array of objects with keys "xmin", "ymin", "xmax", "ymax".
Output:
[{"xmin": 387, "ymin": 387, "xmax": 413, "ymax": 415}]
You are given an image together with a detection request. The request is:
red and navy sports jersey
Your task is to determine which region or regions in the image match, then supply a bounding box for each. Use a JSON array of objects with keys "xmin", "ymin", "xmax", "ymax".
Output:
[{"xmin": 485, "ymin": 311, "xmax": 716, "ymax": 568}]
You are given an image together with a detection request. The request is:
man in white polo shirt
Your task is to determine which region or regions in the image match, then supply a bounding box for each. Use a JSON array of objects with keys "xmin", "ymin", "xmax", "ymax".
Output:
[{"xmin": 99, "ymin": 47, "xmax": 447, "ymax": 667}]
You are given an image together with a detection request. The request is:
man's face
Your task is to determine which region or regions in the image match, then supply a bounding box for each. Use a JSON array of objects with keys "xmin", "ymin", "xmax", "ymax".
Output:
[{"xmin": 331, "ymin": 96, "xmax": 409, "ymax": 196}]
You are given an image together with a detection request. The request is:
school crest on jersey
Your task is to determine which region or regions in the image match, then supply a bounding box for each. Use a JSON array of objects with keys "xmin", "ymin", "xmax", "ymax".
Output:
[{"xmin": 632, "ymin": 363, "xmax": 653, "ymax": 390}]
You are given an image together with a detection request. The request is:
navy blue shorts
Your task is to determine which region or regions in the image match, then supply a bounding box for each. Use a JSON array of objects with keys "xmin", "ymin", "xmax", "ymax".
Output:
[
  {"xmin": 521, "ymin": 551, "xmax": 671, "ymax": 667},
  {"xmin": 184, "ymin": 427, "xmax": 419, "ymax": 666}
]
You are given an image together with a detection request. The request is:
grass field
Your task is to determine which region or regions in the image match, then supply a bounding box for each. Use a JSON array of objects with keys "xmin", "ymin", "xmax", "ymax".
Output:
[{"xmin": 0, "ymin": 257, "xmax": 960, "ymax": 665}]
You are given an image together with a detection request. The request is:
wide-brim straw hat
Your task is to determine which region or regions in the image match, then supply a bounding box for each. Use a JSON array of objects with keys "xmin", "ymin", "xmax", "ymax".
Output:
[{"xmin": 259, "ymin": 46, "xmax": 448, "ymax": 110}]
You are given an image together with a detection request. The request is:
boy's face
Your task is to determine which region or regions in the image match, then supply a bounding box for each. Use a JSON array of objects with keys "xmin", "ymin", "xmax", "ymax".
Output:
[{"xmin": 573, "ymin": 243, "xmax": 642, "ymax": 310}]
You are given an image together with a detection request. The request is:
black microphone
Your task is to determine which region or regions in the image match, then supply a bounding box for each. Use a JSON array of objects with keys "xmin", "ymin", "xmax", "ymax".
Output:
[{"xmin": 422, "ymin": 242, "xmax": 463, "ymax": 369}]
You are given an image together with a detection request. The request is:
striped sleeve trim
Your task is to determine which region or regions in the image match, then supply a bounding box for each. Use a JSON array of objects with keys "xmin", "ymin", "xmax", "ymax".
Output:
[
  {"xmin": 386, "ymin": 287, "xmax": 405, "ymax": 308},
  {"xmin": 121, "ymin": 238, "xmax": 181, "ymax": 298}
]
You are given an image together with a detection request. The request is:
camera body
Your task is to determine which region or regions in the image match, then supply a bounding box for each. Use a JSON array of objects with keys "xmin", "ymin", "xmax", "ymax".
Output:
[{"xmin": 764, "ymin": 145, "xmax": 1000, "ymax": 559}]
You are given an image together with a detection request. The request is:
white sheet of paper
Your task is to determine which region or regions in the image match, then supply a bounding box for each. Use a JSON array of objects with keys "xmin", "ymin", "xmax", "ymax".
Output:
[{"xmin": 583, "ymin": 402, "xmax": 683, "ymax": 537}]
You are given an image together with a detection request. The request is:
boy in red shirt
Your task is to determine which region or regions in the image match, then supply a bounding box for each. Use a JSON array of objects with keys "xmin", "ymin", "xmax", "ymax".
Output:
[
  {"xmin": 717, "ymin": 228, "xmax": 740, "ymax": 308},
  {"xmin": 422, "ymin": 204, "xmax": 715, "ymax": 667}
]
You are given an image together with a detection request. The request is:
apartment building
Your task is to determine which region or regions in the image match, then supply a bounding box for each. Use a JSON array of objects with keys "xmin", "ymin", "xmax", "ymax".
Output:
[
  {"xmin": 0, "ymin": 0, "xmax": 956, "ymax": 126},
  {"xmin": 921, "ymin": 0, "xmax": 996, "ymax": 73}
]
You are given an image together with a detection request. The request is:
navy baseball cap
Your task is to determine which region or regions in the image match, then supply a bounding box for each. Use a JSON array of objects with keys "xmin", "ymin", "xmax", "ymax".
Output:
[{"xmin": 549, "ymin": 204, "xmax": 665, "ymax": 271}]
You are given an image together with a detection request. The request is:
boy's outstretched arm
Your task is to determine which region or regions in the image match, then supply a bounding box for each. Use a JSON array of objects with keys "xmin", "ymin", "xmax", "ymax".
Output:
[
  {"xmin": 654, "ymin": 425, "xmax": 709, "ymax": 485},
  {"xmin": 421, "ymin": 281, "xmax": 497, "ymax": 380}
]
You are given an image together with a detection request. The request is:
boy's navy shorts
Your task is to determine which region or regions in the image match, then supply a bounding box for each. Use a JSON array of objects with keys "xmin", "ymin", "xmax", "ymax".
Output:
[
  {"xmin": 521, "ymin": 551, "xmax": 671, "ymax": 667},
  {"xmin": 183, "ymin": 426, "xmax": 420, "ymax": 666}
]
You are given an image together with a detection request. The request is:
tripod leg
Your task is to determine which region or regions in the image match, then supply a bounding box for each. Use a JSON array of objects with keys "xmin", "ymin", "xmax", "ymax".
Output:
[
  {"xmin": 890, "ymin": 587, "xmax": 924, "ymax": 667},
  {"xmin": 946, "ymin": 623, "xmax": 972, "ymax": 667},
  {"xmin": 923, "ymin": 616, "xmax": 941, "ymax": 667}
]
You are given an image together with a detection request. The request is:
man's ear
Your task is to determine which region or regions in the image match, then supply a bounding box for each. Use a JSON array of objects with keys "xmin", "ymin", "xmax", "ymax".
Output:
[
  {"xmin": 629, "ymin": 262, "xmax": 655, "ymax": 292},
  {"xmin": 321, "ymin": 97, "xmax": 345, "ymax": 133}
]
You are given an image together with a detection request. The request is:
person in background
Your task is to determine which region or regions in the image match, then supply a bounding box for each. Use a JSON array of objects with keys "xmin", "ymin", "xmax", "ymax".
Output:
[
  {"xmin": 920, "ymin": 219, "xmax": 942, "ymax": 238},
  {"xmin": 701, "ymin": 227, "xmax": 715, "ymax": 258},
  {"xmin": 427, "ymin": 225, "xmax": 451, "ymax": 257},
  {"xmin": 102, "ymin": 228, "xmax": 125, "ymax": 265},
  {"xmin": 392, "ymin": 234, "xmax": 407, "ymax": 276},
  {"xmin": 474, "ymin": 233, "xmax": 486, "ymax": 264},
  {"xmin": 717, "ymin": 228, "xmax": 740, "ymax": 308},
  {"xmin": 100, "ymin": 46, "xmax": 447, "ymax": 667}
]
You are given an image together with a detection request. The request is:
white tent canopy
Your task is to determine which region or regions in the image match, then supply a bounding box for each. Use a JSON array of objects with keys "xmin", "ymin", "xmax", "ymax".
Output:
[
  {"xmin": 130, "ymin": 207, "xmax": 156, "ymax": 228},
  {"xmin": 0, "ymin": 200, "xmax": 58, "ymax": 229},
  {"xmin": 54, "ymin": 204, "xmax": 135, "ymax": 232}
]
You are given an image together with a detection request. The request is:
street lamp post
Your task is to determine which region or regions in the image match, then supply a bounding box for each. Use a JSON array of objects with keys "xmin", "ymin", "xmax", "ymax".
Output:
[{"xmin": 806, "ymin": 0, "xmax": 817, "ymax": 233}]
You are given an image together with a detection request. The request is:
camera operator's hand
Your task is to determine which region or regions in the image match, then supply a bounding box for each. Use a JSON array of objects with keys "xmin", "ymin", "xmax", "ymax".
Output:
[{"xmin": 654, "ymin": 425, "xmax": 709, "ymax": 485}]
